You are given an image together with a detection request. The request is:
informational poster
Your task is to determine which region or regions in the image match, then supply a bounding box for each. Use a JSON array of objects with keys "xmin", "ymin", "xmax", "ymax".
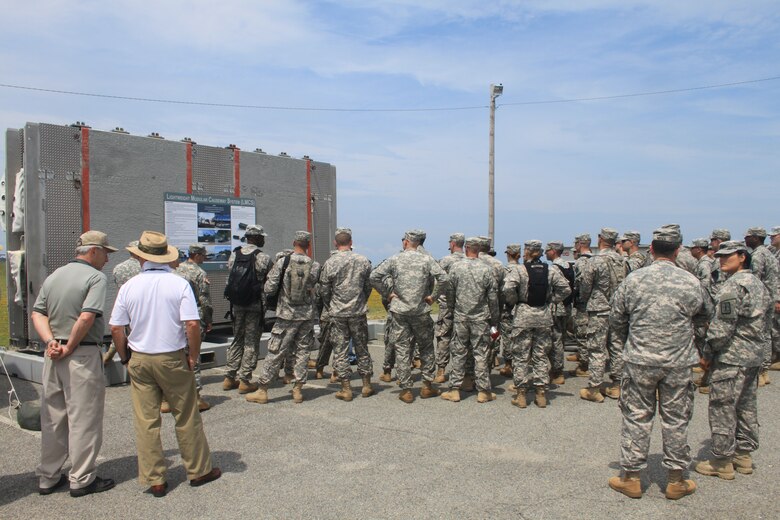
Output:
[{"xmin": 164, "ymin": 192, "xmax": 256, "ymax": 266}]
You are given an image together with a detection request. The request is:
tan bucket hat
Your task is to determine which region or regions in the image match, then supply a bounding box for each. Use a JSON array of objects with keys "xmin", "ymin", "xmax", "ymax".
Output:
[{"xmin": 128, "ymin": 231, "xmax": 180, "ymax": 263}]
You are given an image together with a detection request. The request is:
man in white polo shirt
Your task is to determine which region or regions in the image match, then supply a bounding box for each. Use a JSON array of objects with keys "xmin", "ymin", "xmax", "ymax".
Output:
[{"xmin": 110, "ymin": 231, "xmax": 220, "ymax": 498}]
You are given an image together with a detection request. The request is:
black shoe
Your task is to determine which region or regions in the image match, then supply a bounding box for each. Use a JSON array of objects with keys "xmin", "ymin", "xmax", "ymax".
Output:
[
  {"xmin": 190, "ymin": 467, "xmax": 222, "ymax": 487},
  {"xmin": 39, "ymin": 474, "xmax": 68, "ymax": 495},
  {"xmin": 70, "ymin": 476, "xmax": 116, "ymax": 498},
  {"xmin": 148, "ymin": 482, "xmax": 168, "ymax": 498}
]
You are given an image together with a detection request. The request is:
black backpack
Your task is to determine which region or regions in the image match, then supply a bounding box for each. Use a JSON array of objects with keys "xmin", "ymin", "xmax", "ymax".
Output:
[
  {"xmin": 224, "ymin": 247, "xmax": 263, "ymax": 306},
  {"xmin": 525, "ymin": 261, "xmax": 549, "ymax": 308},
  {"xmin": 554, "ymin": 263, "xmax": 575, "ymax": 306}
]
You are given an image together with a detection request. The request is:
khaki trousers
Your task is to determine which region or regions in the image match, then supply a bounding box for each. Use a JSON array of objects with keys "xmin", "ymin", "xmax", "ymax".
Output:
[
  {"xmin": 37, "ymin": 345, "xmax": 105, "ymax": 490},
  {"xmin": 127, "ymin": 350, "xmax": 212, "ymax": 486}
]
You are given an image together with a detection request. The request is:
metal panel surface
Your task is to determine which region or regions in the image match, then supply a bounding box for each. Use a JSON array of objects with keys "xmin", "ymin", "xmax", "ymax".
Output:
[
  {"xmin": 310, "ymin": 161, "xmax": 336, "ymax": 264},
  {"xmin": 192, "ymin": 145, "xmax": 235, "ymax": 195},
  {"xmin": 5, "ymin": 129, "xmax": 27, "ymax": 346},
  {"xmin": 23, "ymin": 124, "xmax": 47, "ymax": 347}
]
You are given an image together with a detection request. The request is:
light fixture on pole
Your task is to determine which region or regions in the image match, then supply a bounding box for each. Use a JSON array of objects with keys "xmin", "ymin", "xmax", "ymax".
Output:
[{"xmin": 488, "ymin": 83, "xmax": 503, "ymax": 248}]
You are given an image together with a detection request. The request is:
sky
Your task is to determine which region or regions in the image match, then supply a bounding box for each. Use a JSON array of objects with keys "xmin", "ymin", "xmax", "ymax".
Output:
[{"xmin": 1, "ymin": 0, "xmax": 779, "ymax": 263}]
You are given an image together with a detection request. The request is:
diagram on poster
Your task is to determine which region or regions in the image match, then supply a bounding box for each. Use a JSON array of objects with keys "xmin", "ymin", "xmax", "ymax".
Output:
[{"xmin": 164, "ymin": 192, "xmax": 256, "ymax": 265}]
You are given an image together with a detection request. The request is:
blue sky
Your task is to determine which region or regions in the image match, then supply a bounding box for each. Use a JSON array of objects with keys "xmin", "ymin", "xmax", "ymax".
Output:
[{"xmin": 1, "ymin": 1, "xmax": 779, "ymax": 263}]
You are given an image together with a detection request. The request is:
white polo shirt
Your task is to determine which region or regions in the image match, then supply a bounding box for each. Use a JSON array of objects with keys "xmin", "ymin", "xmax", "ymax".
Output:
[{"xmin": 109, "ymin": 262, "xmax": 200, "ymax": 354}]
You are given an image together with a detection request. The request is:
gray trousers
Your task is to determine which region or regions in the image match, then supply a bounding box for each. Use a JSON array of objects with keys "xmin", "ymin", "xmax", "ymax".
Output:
[{"xmin": 708, "ymin": 363, "xmax": 760, "ymax": 457}]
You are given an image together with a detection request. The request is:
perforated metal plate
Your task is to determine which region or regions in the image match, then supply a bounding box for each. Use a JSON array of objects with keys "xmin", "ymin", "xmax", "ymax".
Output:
[{"xmin": 192, "ymin": 145, "xmax": 235, "ymax": 195}]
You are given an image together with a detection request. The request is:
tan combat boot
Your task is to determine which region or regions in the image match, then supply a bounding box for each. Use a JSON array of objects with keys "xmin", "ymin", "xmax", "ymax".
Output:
[
  {"xmin": 550, "ymin": 370, "xmax": 565, "ymax": 386},
  {"xmin": 291, "ymin": 382, "xmax": 304, "ymax": 404},
  {"xmin": 222, "ymin": 377, "xmax": 239, "ymax": 391},
  {"xmin": 197, "ymin": 392, "xmax": 210, "ymax": 412},
  {"xmin": 603, "ymin": 384, "xmax": 620, "ymax": 400},
  {"xmin": 440, "ymin": 388, "xmax": 461, "ymax": 402},
  {"xmin": 574, "ymin": 365, "xmax": 590, "ymax": 377},
  {"xmin": 420, "ymin": 381, "xmax": 441, "ymax": 399},
  {"xmin": 665, "ymin": 469, "xmax": 696, "ymax": 500},
  {"xmin": 335, "ymin": 380, "xmax": 353, "ymax": 402},
  {"xmin": 694, "ymin": 457, "xmax": 735, "ymax": 480},
  {"xmin": 433, "ymin": 367, "xmax": 447, "ymax": 383},
  {"xmin": 160, "ymin": 400, "xmax": 171, "ymax": 413},
  {"xmin": 580, "ymin": 386, "xmax": 604, "ymax": 403},
  {"xmin": 477, "ymin": 390, "xmax": 497, "ymax": 403},
  {"xmin": 282, "ymin": 373, "xmax": 294, "ymax": 385},
  {"xmin": 732, "ymin": 450, "xmax": 753, "ymax": 475},
  {"xmin": 698, "ymin": 385, "xmax": 710, "ymax": 394},
  {"xmin": 499, "ymin": 361, "xmax": 513, "ymax": 378},
  {"xmin": 307, "ymin": 359, "xmax": 317, "ymax": 369},
  {"xmin": 461, "ymin": 375, "xmax": 475, "ymax": 392},
  {"xmin": 413, "ymin": 358, "xmax": 422, "ymax": 369},
  {"xmin": 565, "ymin": 353, "xmax": 579, "ymax": 362},
  {"xmin": 608, "ymin": 471, "xmax": 642, "ymax": 499},
  {"xmin": 692, "ymin": 366, "xmax": 704, "ymax": 374},
  {"xmin": 238, "ymin": 380, "xmax": 259, "ymax": 394},
  {"xmin": 315, "ymin": 369, "xmax": 325, "ymax": 379},
  {"xmin": 508, "ymin": 382, "xmax": 517, "ymax": 392},
  {"xmin": 511, "ymin": 389, "xmax": 527, "ymax": 409},
  {"xmin": 758, "ymin": 370, "xmax": 770, "ymax": 386},
  {"xmin": 379, "ymin": 369, "xmax": 393, "ymax": 383},
  {"xmin": 361, "ymin": 375, "xmax": 375, "ymax": 398},
  {"xmin": 329, "ymin": 372, "xmax": 339, "ymax": 384},
  {"xmin": 398, "ymin": 389, "xmax": 414, "ymax": 404},
  {"xmin": 534, "ymin": 387, "xmax": 547, "ymax": 408},
  {"xmin": 245, "ymin": 385, "xmax": 269, "ymax": 404}
]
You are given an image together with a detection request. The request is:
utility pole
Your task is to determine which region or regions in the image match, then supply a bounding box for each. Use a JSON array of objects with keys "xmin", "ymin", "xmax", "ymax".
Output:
[{"xmin": 488, "ymin": 83, "xmax": 503, "ymax": 248}]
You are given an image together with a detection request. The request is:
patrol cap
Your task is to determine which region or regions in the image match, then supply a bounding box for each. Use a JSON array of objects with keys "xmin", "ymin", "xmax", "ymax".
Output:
[
  {"xmin": 465, "ymin": 236, "xmax": 482, "ymax": 247},
  {"xmin": 476, "ymin": 235, "xmax": 492, "ymax": 249},
  {"xmin": 599, "ymin": 228, "xmax": 619, "ymax": 243},
  {"xmin": 744, "ymin": 227, "xmax": 767, "ymax": 238},
  {"xmin": 77, "ymin": 230, "xmax": 118, "ymax": 252},
  {"xmin": 710, "ymin": 228, "xmax": 731, "ymax": 241},
  {"xmin": 245, "ymin": 224, "xmax": 268, "ymax": 237},
  {"xmin": 294, "ymin": 230, "xmax": 312, "ymax": 243},
  {"xmin": 505, "ymin": 243, "xmax": 521, "ymax": 254},
  {"xmin": 622, "ymin": 231, "xmax": 641, "ymax": 243},
  {"xmin": 652, "ymin": 225, "xmax": 682, "ymax": 245},
  {"xmin": 715, "ymin": 240, "xmax": 748, "ymax": 257},
  {"xmin": 770, "ymin": 226, "xmax": 780, "ymax": 236},
  {"xmin": 449, "ymin": 233, "xmax": 465, "ymax": 243},
  {"xmin": 404, "ymin": 229, "xmax": 425, "ymax": 243},
  {"xmin": 545, "ymin": 241, "xmax": 564, "ymax": 252},
  {"xmin": 335, "ymin": 227, "xmax": 352, "ymax": 238},
  {"xmin": 524, "ymin": 240, "xmax": 543, "ymax": 251},
  {"xmin": 689, "ymin": 238, "xmax": 709, "ymax": 249},
  {"xmin": 575, "ymin": 233, "xmax": 591, "ymax": 243},
  {"xmin": 189, "ymin": 244, "xmax": 207, "ymax": 255},
  {"xmin": 412, "ymin": 229, "xmax": 427, "ymax": 241}
]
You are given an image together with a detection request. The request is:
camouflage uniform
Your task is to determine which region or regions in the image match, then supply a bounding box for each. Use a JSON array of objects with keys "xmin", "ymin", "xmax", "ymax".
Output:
[
  {"xmin": 319, "ymin": 249, "xmax": 373, "ymax": 381},
  {"xmin": 770, "ymin": 227, "xmax": 780, "ymax": 362},
  {"xmin": 626, "ymin": 251, "xmax": 647, "ymax": 274},
  {"xmin": 610, "ymin": 245, "xmax": 712, "ymax": 472},
  {"xmin": 747, "ymin": 237, "xmax": 780, "ymax": 370},
  {"xmin": 436, "ymin": 241, "xmax": 466, "ymax": 370},
  {"xmin": 572, "ymin": 250, "xmax": 592, "ymax": 360},
  {"xmin": 504, "ymin": 249, "xmax": 571, "ymax": 390},
  {"xmin": 445, "ymin": 256, "xmax": 499, "ymax": 391},
  {"xmin": 225, "ymin": 243, "xmax": 272, "ymax": 383},
  {"xmin": 549, "ymin": 254, "xmax": 573, "ymax": 376},
  {"xmin": 257, "ymin": 246, "xmax": 320, "ymax": 385},
  {"xmin": 502, "ymin": 247, "xmax": 523, "ymax": 365},
  {"xmin": 580, "ymin": 232, "xmax": 627, "ymax": 389},
  {"xmin": 113, "ymin": 257, "xmax": 141, "ymax": 287},
  {"xmin": 675, "ymin": 247, "xmax": 698, "ymax": 275},
  {"xmin": 370, "ymin": 239, "xmax": 447, "ymax": 390},
  {"xmin": 478, "ymin": 246, "xmax": 505, "ymax": 365},
  {"xmin": 176, "ymin": 257, "xmax": 213, "ymax": 391},
  {"xmin": 702, "ymin": 265, "xmax": 770, "ymax": 458},
  {"xmin": 314, "ymin": 287, "xmax": 334, "ymax": 372}
]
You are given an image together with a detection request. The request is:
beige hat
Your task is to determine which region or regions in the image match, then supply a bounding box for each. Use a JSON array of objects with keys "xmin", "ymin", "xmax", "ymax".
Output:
[
  {"xmin": 77, "ymin": 230, "xmax": 118, "ymax": 252},
  {"xmin": 128, "ymin": 231, "xmax": 179, "ymax": 263}
]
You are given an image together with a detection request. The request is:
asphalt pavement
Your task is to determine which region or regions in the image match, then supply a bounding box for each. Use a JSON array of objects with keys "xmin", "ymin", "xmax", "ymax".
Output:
[{"xmin": 2, "ymin": 339, "xmax": 780, "ymax": 520}]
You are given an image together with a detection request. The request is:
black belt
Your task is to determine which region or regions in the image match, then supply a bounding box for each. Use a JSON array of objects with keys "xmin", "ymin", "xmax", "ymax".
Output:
[{"xmin": 55, "ymin": 339, "xmax": 102, "ymax": 346}]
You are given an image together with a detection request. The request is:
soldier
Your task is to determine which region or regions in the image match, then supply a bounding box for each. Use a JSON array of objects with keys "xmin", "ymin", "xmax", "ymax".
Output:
[
  {"xmin": 171, "ymin": 244, "xmax": 213, "ymax": 412},
  {"xmin": 569, "ymin": 233, "xmax": 593, "ymax": 372},
  {"xmin": 671, "ymin": 224, "xmax": 698, "ymax": 275},
  {"xmin": 689, "ymin": 238, "xmax": 715, "ymax": 390},
  {"xmin": 504, "ymin": 240, "xmax": 571, "ymax": 408},
  {"xmin": 103, "ymin": 241, "xmax": 142, "ymax": 365},
  {"xmin": 769, "ymin": 226, "xmax": 780, "ymax": 261},
  {"xmin": 246, "ymin": 231, "xmax": 320, "ymax": 404},
  {"xmin": 223, "ymin": 225, "xmax": 273, "ymax": 394},
  {"xmin": 440, "ymin": 237, "xmax": 499, "ymax": 403},
  {"xmin": 500, "ymin": 244, "xmax": 523, "ymax": 378},
  {"xmin": 477, "ymin": 236, "xmax": 505, "ymax": 371},
  {"xmin": 434, "ymin": 233, "xmax": 466, "ymax": 383},
  {"xmin": 709, "ymin": 229, "xmax": 732, "ymax": 298},
  {"xmin": 770, "ymin": 226, "xmax": 780, "ymax": 371},
  {"xmin": 694, "ymin": 241, "xmax": 771, "ymax": 480},
  {"xmin": 370, "ymin": 230, "xmax": 448, "ymax": 403},
  {"xmin": 313, "ymin": 252, "xmax": 340, "ymax": 380},
  {"xmin": 608, "ymin": 225, "xmax": 711, "ymax": 500},
  {"xmin": 545, "ymin": 241, "xmax": 574, "ymax": 385},
  {"xmin": 318, "ymin": 228, "xmax": 374, "ymax": 401},
  {"xmin": 579, "ymin": 228, "xmax": 626, "ymax": 402},
  {"xmin": 743, "ymin": 227, "xmax": 780, "ymax": 386},
  {"xmin": 621, "ymin": 231, "xmax": 646, "ymax": 274}
]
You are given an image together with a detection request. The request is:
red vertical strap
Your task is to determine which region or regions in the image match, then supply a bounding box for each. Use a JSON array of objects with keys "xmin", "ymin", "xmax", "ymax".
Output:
[
  {"xmin": 233, "ymin": 149, "xmax": 241, "ymax": 196},
  {"xmin": 80, "ymin": 127, "xmax": 90, "ymax": 231},
  {"xmin": 185, "ymin": 142, "xmax": 193, "ymax": 194},
  {"xmin": 306, "ymin": 159, "xmax": 313, "ymax": 257}
]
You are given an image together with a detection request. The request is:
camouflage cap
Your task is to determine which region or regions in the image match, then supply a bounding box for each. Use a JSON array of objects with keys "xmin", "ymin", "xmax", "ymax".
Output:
[
  {"xmin": 715, "ymin": 240, "xmax": 748, "ymax": 257},
  {"xmin": 77, "ymin": 230, "xmax": 118, "ymax": 252},
  {"xmin": 599, "ymin": 228, "xmax": 619, "ymax": 242},
  {"xmin": 412, "ymin": 229, "xmax": 427, "ymax": 241},
  {"xmin": 449, "ymin": 232, "xmax": 465, "ymax": 243},
  {"xmin": 575, "ymin": 233, "xmax": 591, "ymax": 243},
  {"xmin": 465, "ymin": 236, "xmax": 482, "ymax": 247},
  {"xmin": 294, "ymin": 230, "xmax": 312, "ymax": 243},
  {"xmin": 404, "ymin": 229, "xmax": 425, "ymax": 243},
  {"xmin": 245, "ymin": 224, "xmax": 268, "ymax": 237},
  {"xmin": 545, "ymin": 241, "xmax": 564, "ymax": 251},
  {"xmin": 505, "ymin": 243, "xmax": 521, "ymax": 254},
  {"xmin": 476, "ymin": 235, "xmax": 492, "ymax": 248},
  {"xmin": 770, "ymin": 226, "xmax": 780, "ymax": 236},
  {"xmin": 189, "ymin": 244, "xmax": 207, "ymax": 255},
  {"xmin": 744, "ymin": 226, "xmax": 767, "ymax": 238},
  {"xmin": 710, "ymin": 228, "xmax": 730, "ymax": 241},
  {"xmin": 689, "ymin": 238, "xmax": 709, "ymax": 249},
  {"xmin": 335, "ymin": 227, "xmax": 352, "ymax": 237},
  {"xmin": 524, "ymin": 240, "xmax": 543, "ymax": 251},
  {"xmin": 622, "ymin": 231, "xmax": 641, "ymax": 243},
  {"xmin": 652, "ymin": 225, "xmax": 682, "ymax": 245}
]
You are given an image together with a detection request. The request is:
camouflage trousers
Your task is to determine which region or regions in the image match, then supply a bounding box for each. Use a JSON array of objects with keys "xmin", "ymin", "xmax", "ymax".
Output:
[
  {"xmin": 761, "ymin": 309, "xmax": 776, "ymax": 369},
  {"xmin": 708, "ymin": 363, "xmax": 759, "ymax": 458},
  {"xmin": 586, "ymin": 313, "xmax": 623, "ymax": 388},
  {"xmin": 572, "ymin": 305, "xmax": 589, "ymax": 361},
  {"xmin": 619, "ymin": 362, "xmax": 695, "ymax": 472},
  {"xmin": 226, "ymin": 308, "xmax": 263, "ymax": 382},
  {"xmin": 389, "ymin": 312, "xmax": 435, "ymax": 389},
  {"xmin": 509, "ymin": 327, "xmax": 552, "ymax": 388},
  {"xmin": 434, "ymin": 309, "xmax": 453, "ymax": 369},
  {"xmin": 773, "ymin": 313, "xmax": 780, "ymax": 359},
  {"xmin": 550, "ymin": 312, "xmax": 569, "ymax": 373},
  {"xmin": 257, "ymin": 319, "xmax": 314, "ymax": 385},
  {"xmin": 332, "ymin": 316, "xmax": 373, "ymax": 380},
  {"xmin": 383, "ymin": 313, "xmax": 396, "ymax": 371},
  {"xmin": 500, "ymin": 311, "xmax": 513, "ymax": 362},
  {"xmin": 315, "ymin": 318, "xmax": 334, "ymax": 371},
  {"xmin": 449, "ymin": 319, "xmax": 491, "ymax": 391}
]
